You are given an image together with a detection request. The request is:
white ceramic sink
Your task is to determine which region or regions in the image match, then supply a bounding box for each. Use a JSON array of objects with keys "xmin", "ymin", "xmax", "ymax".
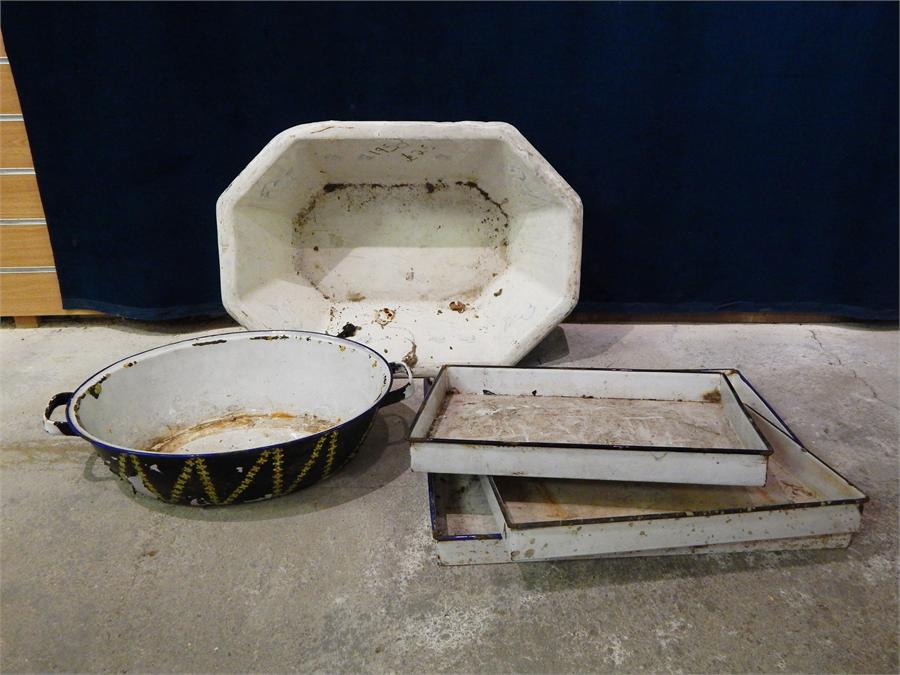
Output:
[{"xmin": 217, "ymin": 121, "xmax": 582, "ymax": 375}]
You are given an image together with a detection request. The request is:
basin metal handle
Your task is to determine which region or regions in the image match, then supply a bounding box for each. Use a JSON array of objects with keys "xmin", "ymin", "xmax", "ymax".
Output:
[
  {"xmin": 381, "ymin": 361, "xmax": 415, "ymax": 406},
  {"xmin": 43, "ymin": 392, "xmax": 76, "ymax": 436}
]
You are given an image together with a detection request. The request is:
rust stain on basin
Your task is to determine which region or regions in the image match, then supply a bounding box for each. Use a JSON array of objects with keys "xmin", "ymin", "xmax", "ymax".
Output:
[{"xmin": 146, "ymin": 411, "xmax": 337, "ymax": 454}]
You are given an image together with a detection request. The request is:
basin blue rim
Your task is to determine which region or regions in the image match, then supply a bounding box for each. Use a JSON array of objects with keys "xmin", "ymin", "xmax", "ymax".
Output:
[{"xmin": 64, "ymin": 329, "xmax": 397, "ymax": 459}]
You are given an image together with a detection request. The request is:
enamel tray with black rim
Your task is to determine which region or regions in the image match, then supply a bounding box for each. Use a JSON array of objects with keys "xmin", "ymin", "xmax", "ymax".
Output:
[
  {"xmin": 426, "ymin": 370, "xmax": 867, "ymax": 565},
  {"xmin": 411, "ymin": 366, "xmax": 774, "ymax": 486}
]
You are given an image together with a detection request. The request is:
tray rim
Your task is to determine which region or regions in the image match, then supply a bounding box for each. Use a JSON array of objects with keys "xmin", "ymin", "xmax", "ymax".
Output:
[
  {"xmin": 427, "ymin": 470, "xmax": 860, "ymax": 563},
  {"xmin": 487, "ymin": 369, "xmax": 869, "ymax": 531},
  {"xmin": 411, "ymin": 365, "xmax": 774, "ymax": 457},
  {"xmin": 427, "ymin": 472, "xmax": 503, "ymax": 542}
]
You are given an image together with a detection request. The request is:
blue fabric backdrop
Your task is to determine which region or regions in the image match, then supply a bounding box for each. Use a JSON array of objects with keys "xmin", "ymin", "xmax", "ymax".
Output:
[{"xmin": 3, "ymin": 2, "xmax": 897, "ymax": 320}]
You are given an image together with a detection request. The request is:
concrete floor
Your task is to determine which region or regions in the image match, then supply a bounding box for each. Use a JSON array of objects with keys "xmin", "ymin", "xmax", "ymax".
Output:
[{"xmin": 1, "ymin": 319, "xmax": 897, "ymax": 673}]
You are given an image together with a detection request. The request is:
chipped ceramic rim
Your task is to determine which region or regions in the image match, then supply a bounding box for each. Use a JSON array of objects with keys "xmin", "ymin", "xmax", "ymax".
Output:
[{"xmin": 62, "ymin": 329, "xmax": 400, "ymax": 459}]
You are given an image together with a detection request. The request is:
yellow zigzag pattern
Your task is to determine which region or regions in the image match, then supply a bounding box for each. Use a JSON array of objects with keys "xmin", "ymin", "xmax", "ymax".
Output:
[
  {"xmin": 129, "ymin": 455, "xmax": 163, "ymax": 500},
  {"xmin": 169, "ymin": 459, "xmax": 195, "ymax": 502},
  {"xmin": 118, "ymin": 429, "xmax": 341, "ymax": 504},
  {"xmin": 322, "ymin": 432, "xmax": 340, "ymax": 478},
  {"xmin": 287, "ymin": 432, "xmax": 331, "ymax": 492},
  {"xmin": 272, "ymin": 449, "xmax": 284, "ymax": 496},
  {"xmin": 222, "ymin": 450, "xmax": 271, "ymax": 505}
]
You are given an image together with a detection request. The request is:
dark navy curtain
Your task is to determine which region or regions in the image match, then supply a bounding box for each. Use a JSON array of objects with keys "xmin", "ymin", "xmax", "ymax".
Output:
[{"xmin": 3, "ymin": 2, "xmax": 897, "ymax": 320}]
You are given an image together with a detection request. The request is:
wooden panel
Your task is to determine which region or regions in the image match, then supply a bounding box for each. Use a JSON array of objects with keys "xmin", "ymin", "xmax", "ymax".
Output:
[
  {"xmin": 0, "ymin": 271, "xmax": 98, "ymax": 317},
  {"xmin": 1, "ymin": 122, "xmax": 33, "ymax": 167},
  {"xmin": 0, "ymin": 271, "xmax": 63, "ymax": 315},
  {"xmin": 0, "ymin": 31, "xmax": 6, "ymax": 57},
  {"xmin": 0, "ymin": 173, "xmax": 44, "ymax": 218},
  {"xmin": 1, "ymin": 65, "xmax": 22, "ymax": 115},
  {"xmin": 0, "ymin": 225, "xmax": 55, "ymax": 267}
]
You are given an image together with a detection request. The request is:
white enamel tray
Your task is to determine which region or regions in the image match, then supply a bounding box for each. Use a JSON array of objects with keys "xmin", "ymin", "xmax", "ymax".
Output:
[
  {"xmin": 412, "ymin": 366, "xmax": 774, "ymax": 486},
  {"xmin": 427, "ymin": 370, "xmax": 866, "ymax": 565}
]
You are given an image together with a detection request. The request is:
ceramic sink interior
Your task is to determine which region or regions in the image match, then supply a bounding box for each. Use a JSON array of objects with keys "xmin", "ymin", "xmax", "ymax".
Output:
[
  {"xmin": 427, "ymin": 370, "xmax": 867, "ymax": 565},
  {"xmin": 217, "ymin": 121, "xmax": 583, "ymax": 376},
  {"xmin": 410, "ymin": 366, "xmax": 774, "ymax": 486}
]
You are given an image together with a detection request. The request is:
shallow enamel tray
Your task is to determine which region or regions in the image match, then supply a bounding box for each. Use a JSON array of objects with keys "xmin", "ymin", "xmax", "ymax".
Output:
[
  {"xmin": 412, "ymin": 366, "xmax": 774, "ymax": 486},
  {"xmin": 427, "ymin": 370, "xmax": 867, "ymax": 565},
  {"xmin": 429, "ymin": 475, "xmax": 853, "ymax": 566}
]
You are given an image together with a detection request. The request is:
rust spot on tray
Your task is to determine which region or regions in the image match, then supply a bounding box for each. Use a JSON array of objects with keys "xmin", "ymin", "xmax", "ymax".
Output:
[
  {"xmin": 533, "ymin": 482, "xmax": 569, "ymax": 521},
  {"xmin": 780, "ymin": 480, "xmax": 818, "ymax": 500},
  {"xmin": 347, "ymin": 292, "xmax": 366, "ymax": 302},
  {"xmin": 250, "ymin": 335, "xmax": 289, "ymax": 341},
  {"xmin": 448, "ymin": 301, "xmax": 466, "ymax": 313},
  {"xmin": 493, "ymin": 288, "xmax": 503, "ymax": 297},
  {"xmin": 702, "ymin": 389, "xmax": 722, "ymax": 403}
]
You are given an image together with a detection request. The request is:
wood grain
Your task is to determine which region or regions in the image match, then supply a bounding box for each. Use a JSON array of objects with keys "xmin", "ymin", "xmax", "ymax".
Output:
[
  {"xmin": 0, "ymin": 225, "xmax": 55, "ymax": 267},
  {"xmin": 0, "ymin": 271, "xmax": 98, "ymax": 317},
  {"xmin": 0, "ymin": 122, "xmax": 33, "ymax": 167},
  {"xmin": 0, "ymin": 173, "xmax": 44, "ymax": 218},
  {"xmin": 1, "ymin": 65, "xmax": 22, "ymax": 115}
]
